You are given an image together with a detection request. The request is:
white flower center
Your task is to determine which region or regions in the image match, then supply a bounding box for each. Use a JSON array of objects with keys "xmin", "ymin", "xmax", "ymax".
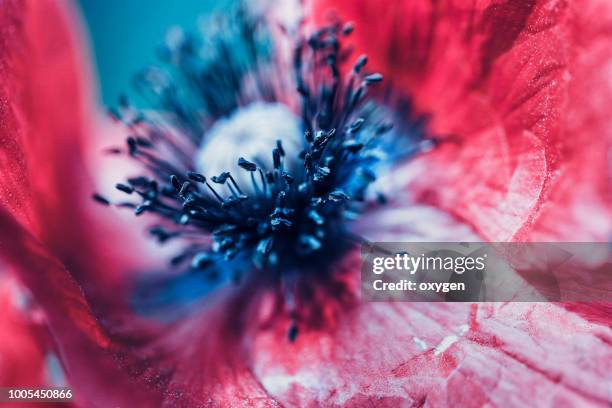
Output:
[{"xmin": 195, "ymin": 102, "xmax": 303, "ymax": 188}]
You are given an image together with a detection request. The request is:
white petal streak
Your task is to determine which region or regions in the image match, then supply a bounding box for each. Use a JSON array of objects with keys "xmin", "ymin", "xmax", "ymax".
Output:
[{"xmin": 357, "ymin": 205, "xmax": 480, "ymax": 242}]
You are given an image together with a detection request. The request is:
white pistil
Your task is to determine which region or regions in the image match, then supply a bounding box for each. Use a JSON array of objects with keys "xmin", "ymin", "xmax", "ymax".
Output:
[{"xmin": 195, "ymin": 102, "xmax": 303, "ymax": 190}]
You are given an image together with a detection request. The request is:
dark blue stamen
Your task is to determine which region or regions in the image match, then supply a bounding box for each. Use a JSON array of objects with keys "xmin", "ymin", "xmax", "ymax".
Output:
[
  {"xmin": 276, "ymin": 140, "xmax": 285, "ymax": 156},
  {"xmin": 135, "ymin": 204, "xmax": 148, "ymax": 216},
  {"xmin": 210, "ymin": 172, "xmax": 230, "ymax": 184},
  {"xmin": 353, "ymin": 55, "xmax": 368, "ymax": 73},
  {"xmin": 364, "ymin": 73, "xmax": 383, "ymax": 84},
  {"xmin": 187, "ymin": 172, "xmax": 206, "ymax": 183},
  {"xmin": 115, "ymin": 183, "xmax": 134, "ymax": 194},
  {"xmin": 287, "ymin": 322, "xmax": 299, "ymax": 342},
  {"xmin": 170, "ymin": 175, "xmax": 181, "ymax": 190},
  {"xmin": 273, "ymin": 149, "xmax": 281, "ymax": 169},
  {"xmin": 238, "ymin": 157, "xmax": 257, "ymax": 172},
  {"xmin": 92, "ymin": 194, "xmax": 110, "ymax": 206}
]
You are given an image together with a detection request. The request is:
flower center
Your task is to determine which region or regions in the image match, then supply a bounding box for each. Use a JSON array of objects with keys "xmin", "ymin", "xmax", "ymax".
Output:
[{"xmin": 94, "ymin": 7, "xmax": 430, "ymax": 337}]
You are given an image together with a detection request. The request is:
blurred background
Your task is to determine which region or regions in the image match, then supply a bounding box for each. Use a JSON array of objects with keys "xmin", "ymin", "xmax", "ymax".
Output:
[{"xmin": 77, "ymin": 0, "xmax": 233, "ymax": 107}]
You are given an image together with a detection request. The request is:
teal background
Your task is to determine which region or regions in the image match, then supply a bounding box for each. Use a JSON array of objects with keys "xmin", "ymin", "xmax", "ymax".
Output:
[{"xmin": 76, "ymin": 0, "xmax": 233, "ymax": 107}]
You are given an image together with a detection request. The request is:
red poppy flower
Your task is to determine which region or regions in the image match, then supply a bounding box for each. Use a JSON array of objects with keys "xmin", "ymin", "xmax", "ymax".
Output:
[{"xmin": 0, "ymin": 0, "xmax": 610, "ymax": 407}]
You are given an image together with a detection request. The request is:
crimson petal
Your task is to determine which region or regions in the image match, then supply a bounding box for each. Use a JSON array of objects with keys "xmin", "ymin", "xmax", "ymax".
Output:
[
  {"xmin": 0, "ymin": 0, "xmax": 140, "ymax": 295},
  {"xmin": 313, "ymin": 0, "xmax": 612, "ymax": 241},
  {"xmin": 250, "ymin": 251, "xmax": 612, "ymax": 406},
  {"xmin": 0, "ymin": 1, "xmax": 160, "ymax": 404},
  {"xmin": 0, "ymin": 277, "xmax": 47, "ymax": 390}
]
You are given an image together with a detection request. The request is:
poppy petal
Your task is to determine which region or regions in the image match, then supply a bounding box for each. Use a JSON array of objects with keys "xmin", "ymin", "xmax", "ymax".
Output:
[
  {"xmin": 254, "ymin": 302, "xmax": 612, "ymax": 406},
  {"xmin": 0, "ymin": 0, "xmax": 108, "ymax": 275},
  {"xmin": 250, "ymin": 253, "xmax": 612, "ymax": 406},
  {"xmin": 0, "ymin": 206, "xmax": 168, "ymax": 406},
  {"xmin": 0, "ymin": 277, "xmax": 47, "ymax": 389},
  {"xmin": 312, "ymin": 0, "xmax": 612, "ymax": 241}
]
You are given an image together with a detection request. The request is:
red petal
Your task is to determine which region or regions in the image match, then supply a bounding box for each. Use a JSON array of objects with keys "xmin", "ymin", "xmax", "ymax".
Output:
[
  {"xmin": 527, "ymin": 0, "xmax": 612, "ymax": 241},
  {"xmin": 0, "ymin": 0, "xmax": 111, "ymax": 277},
  {"xmin": 0, "ymin": 207, "xmax": 166, "ymax": 406},
  {"xmin": 312, "ymin": 0, "xmax": 612, "ymax": 241},
  {"xmin": 249, "ymin": 253, "xmax": 612, "ymax": 406},
  {"xmin": 0, "ymin": 3, "xmax": 164, "ymax": 401},
  {"xmin": 0, "ymin": 0, "xmax": 152, "ymax": 318},
  {"xmin": 253, "ymin": 304, "xmax": 612, "ymax": 406},
  {"xmin": 1, "ymin": 0, "xmax": 87, "ymax": 219},
  {"xmin": 0, "ymin": 277, "xmax": 47, "ymax": 389}
]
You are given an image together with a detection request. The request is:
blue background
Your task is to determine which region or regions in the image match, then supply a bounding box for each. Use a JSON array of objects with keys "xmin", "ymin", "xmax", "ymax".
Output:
[{"xmin": 77, "ymin": 0, "xmax": 233, "ymax": 107}]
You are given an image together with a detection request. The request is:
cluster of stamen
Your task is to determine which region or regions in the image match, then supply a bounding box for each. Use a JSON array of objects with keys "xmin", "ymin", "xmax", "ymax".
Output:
[{"xmin": 94, "ymin": 6, "xmax": 429, "ymax": 334}]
